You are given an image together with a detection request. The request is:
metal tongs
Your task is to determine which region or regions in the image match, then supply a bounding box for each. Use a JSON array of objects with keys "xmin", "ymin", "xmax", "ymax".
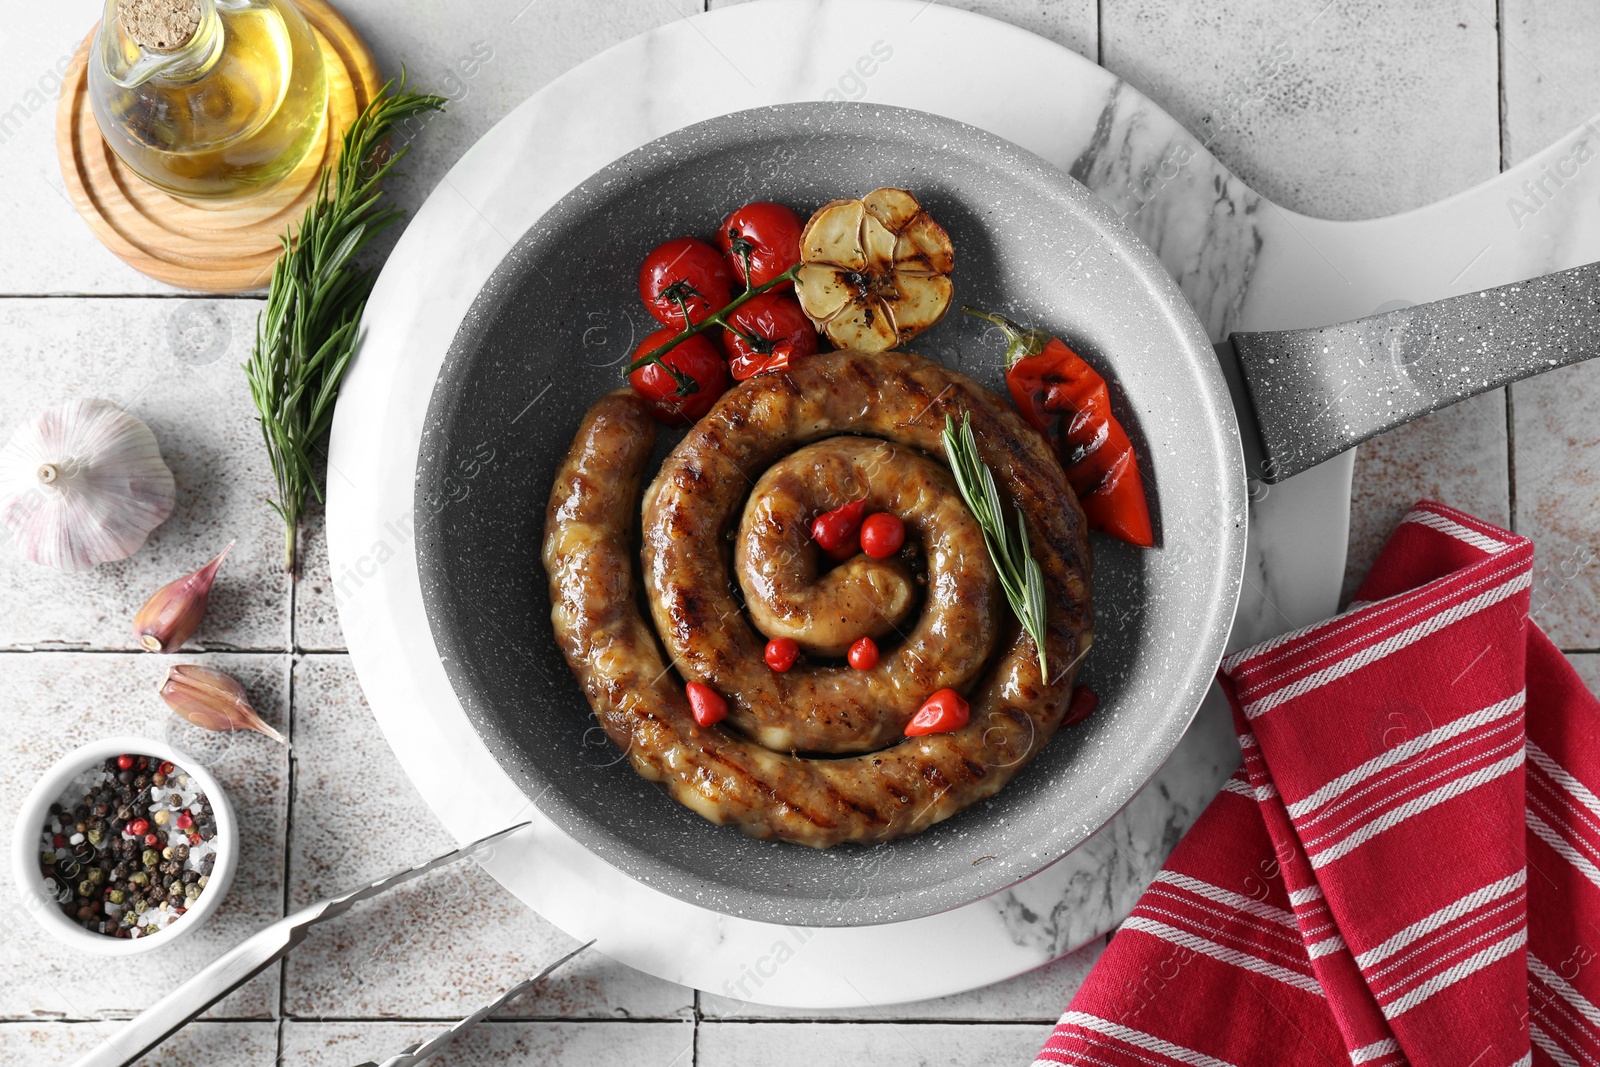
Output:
[
  {"xmin": 350, "ymin": 940, "xmax": 593, "ymax": 1067},
  {"xmin": 70, "ymin": 822, "xmax": 593, "ymax": 1067}
]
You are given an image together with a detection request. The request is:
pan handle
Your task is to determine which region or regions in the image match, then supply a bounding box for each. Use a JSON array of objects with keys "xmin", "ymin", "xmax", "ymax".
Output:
[{"xmin": 1231, "ymin": 259, "xmax": 1600, "ymax": 483}]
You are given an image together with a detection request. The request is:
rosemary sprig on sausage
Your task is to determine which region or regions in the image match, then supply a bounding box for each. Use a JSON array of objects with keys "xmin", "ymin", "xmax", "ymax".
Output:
[{"xmin": 941, "ymin": 412, "xmax": 1050, "ymax": 676}]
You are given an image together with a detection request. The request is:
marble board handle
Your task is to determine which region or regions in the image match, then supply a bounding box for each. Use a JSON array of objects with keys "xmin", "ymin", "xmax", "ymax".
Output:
[{"xmin": 1229, "ymin": 260, "xmax": 1600, "ymax": 483}]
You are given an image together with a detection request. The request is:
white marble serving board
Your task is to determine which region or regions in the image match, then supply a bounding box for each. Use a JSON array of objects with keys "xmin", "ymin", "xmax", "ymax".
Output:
[{"xmin": 327, "ymin": 0, "xmax": 1600, "ymax": 1007}]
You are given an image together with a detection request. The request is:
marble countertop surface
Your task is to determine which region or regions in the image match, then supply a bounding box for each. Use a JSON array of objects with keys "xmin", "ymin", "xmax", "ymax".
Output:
[{"xmin": 1, "ymin": 0, "xmax": 1596, "ymax": 1064}]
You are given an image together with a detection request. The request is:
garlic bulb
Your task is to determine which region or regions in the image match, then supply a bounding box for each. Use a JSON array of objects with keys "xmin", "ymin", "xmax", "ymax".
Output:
[
  {"xmin": 795, "ymin": 188, "xmax": 955, "ymax": 352},
  {"xmin": 0, "ymin": 399, "xmax": 176, "ymax": 571}
]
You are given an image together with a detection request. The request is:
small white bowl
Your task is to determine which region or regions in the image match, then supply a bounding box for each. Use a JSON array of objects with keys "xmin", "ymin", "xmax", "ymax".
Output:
[{"xmin": 12, "ymin": 737, "xmax": 238, "ymax": 955}]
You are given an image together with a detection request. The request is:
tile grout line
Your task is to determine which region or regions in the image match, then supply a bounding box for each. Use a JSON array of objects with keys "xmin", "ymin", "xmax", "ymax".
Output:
[
  {"xmin": 277, "ymin": 569, "xmax": 299, "ymax": 1063},
  {"xmin": 1495, "ymin": 0, "xmax": 1510, "ymax": 172},
  {"xmin": 1495, "ymin": 0, "xmax": 1518, "ymax": 535}
]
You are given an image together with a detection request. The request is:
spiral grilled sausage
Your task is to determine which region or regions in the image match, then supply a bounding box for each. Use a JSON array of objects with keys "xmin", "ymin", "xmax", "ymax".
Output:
[{"xmin": 543, "ymin": 349, "xmax": 1093, "ymax": 847}]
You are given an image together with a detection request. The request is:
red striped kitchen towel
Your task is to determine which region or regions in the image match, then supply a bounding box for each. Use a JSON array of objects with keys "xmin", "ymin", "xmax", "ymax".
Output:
[{"xmin": 1036, "ymin": 501, "xmax": 1600, "ymax": 1067}]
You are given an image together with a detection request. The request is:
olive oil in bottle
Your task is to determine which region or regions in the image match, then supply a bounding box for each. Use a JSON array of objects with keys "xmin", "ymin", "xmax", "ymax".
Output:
[{"xmin": 89, "ymin": 0, "xmax": 328, "ymax": 201}]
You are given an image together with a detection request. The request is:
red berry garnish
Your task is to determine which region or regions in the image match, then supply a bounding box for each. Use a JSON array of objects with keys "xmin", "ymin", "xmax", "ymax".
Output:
[
  {"xmin": 144, "ymin": 833, "xmax": 160, "ymax": 846},
  {"xmin": 860, "ymin": 513, "xmax": 906, "ymax": 559},
  {"xmin": 117, "ymin": 754, "xmax": 133, "ymax": 770},
  {"xmin": 159, "ymin": 762, "xmax": 175, "ymax": 775},
  {"xmin": 906, "ymin": 688, "xmax": 971, "ymax": 737},
  {"xmin": 1064, "ymin": 686, "xmax": 1099, "ymax": 726},
  {"xmin": 811, "ymin": 499, "xmax": 866, "ymax": 556},
  {"xmin": 52, "ymin": 833, "xmax": 64, "ymax": 849},
  {"xmin": 847, "ymin": 636, "xmax": 879, "ymax": 671},
  {"xmin": 126, "ymin": 819, "xmax": 149, "ymax": 838},
  {"xmin": 686, "ymin": 681, "xmax": 728, "ymax": 727},
  {"xmin": 764, "ymin": 638, "xmax": 800, "ymax": 673},
  {"xmin": 176, "ymin": 811, "xmax": 194, "ymax": 831}
]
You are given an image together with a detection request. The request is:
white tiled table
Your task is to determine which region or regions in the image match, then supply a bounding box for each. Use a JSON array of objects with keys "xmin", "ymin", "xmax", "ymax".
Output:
[{"xmin": 1, "ymin": 1, "xmax": 1595, "ymax": 1064}]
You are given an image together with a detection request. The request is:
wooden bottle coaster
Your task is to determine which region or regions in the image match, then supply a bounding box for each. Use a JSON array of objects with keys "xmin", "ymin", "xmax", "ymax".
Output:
[{"xmin": 55, "ymin": 0, "xmax": 381, "ymax": 294}]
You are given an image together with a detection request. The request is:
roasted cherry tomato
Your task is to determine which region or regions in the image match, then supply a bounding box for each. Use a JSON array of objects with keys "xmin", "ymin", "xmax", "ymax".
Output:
[
  {"xmin": 860, "ymin": 513, "xmax": 905, "ymax": 559},
  {"xmin": 1063, "ymin": 685, "xmax": 1099, "ymax": 726},
  {"xmin": 811, "ymin": 499, "xmax": 866, "ymax": 558},
  {"xmin": 905, "ymin": 688, "xmax": 970, "ymax": 737},
  {"xmin": 722, "ymin": 291, "xmax": 819, "ymax": 380},
  {"xmin": 628, "ymin": 329, "xmax": 730, "ymax": 425},
  {"xmin": 717, "ymin": 201, "xmax": 804, "ymax": 288},
  {"xmin": 847, "ymin": 636, "xmax": 879, "ymax": 671},
  {"xmin": 764, "ymin": 637, "xmax": 800, "ymax": 673},
  {"xmin": 686, "ymin": 681, "xmax": 728, "ymax": 727},
  {"xmin": 639, "ymin": 237, "xmax": 735, "ymax": 329}
]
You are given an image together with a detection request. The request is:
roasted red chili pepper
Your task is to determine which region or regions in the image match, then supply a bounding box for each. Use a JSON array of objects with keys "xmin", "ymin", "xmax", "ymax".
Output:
[{"xmin": 966, "ymin": 307, "xmax": 1153, "ymax": 548}]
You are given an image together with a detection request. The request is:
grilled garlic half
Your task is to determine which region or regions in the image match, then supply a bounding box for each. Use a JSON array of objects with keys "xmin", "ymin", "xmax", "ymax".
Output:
[
  {"xmin": 794, "ymin": 188, "xmax": 955, "ymax": 352},
  {"xmin": 0, "ymin": 399, "xmax": 176, "ymax": 571}
]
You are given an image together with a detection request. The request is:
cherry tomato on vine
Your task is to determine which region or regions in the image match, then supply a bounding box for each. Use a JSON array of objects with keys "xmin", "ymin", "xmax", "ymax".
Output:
[
  {"xmin": 722, "ymin": 291, "xmax": 819, "ymax": 380},
  {"xmin": 717, "ymin": 202, "xmax": 804, "ymax": 288},
  {"xmin": 639, "ymin": 237, "xmax": 735, "ymax": 329},
  {"xmin": 628, "ymin": 329, "xmax": 730, "ymax": 425},
  {"xmin": 860, "ymin": 513, "xmax": 905, "ymax": 559}
]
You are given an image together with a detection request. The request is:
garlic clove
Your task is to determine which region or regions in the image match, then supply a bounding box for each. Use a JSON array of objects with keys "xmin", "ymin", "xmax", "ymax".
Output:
[
  {"xmin": 889, "ymin": 273, "xmax": 956, "ymax": 335},
  {"xmin": 894, "ymin": 213, "xmax": 956, "ymax": 275},
  {"xmin": 800, "ymin": 199, "xmax": 867, "ymax": 268},
  {"xmin": 861, "ymin": 187, "xmax": 923, "ymax": 232},
  {"xmin": 0, "ymin": 399, "xmax": 176, "ymax": 571},
  {"xmin": 821, "ymin": 296, "xmax": 898, "ymax": 351},
  {"xmin": 859, "ymin": 210, "xmax": 897, "ymax": 273},
  {"xmin": 794, "ymin": 264, "xmax": 854, "ymax": 321},
  {"xmin": 134, "ymin": 541, "xmax": 234, "ymax": 653},
  {"xmin": 158, "ymin": 664, "xmax": 286, "ymax": 745}
]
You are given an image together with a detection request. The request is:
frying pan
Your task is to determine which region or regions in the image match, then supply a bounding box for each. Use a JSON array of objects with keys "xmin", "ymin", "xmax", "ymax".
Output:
[{"xmin": 415, "ymin": 102, "xmax": 1592, "ymax": 927}]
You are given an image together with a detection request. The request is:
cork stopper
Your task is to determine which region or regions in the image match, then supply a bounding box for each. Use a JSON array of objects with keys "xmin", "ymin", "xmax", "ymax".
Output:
[{"xmin": 118, "ymin": 0, "xmax": 203, "ymax": 53}]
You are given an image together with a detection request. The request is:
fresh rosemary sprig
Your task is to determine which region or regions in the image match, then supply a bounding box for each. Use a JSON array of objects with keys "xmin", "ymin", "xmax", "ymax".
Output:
[
  {"xmin": 246, "ymin": 77, "xmax": 447, "ymax": 573},
  {"xmin": 942, "ymin": 412, "xmax": 1049, "ymax": 676}
]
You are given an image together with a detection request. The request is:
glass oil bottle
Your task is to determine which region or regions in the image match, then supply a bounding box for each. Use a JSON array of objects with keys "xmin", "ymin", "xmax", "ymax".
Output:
[{"xmin": 89, "ymin": 0, "xmax": 328, "ymax": 201}]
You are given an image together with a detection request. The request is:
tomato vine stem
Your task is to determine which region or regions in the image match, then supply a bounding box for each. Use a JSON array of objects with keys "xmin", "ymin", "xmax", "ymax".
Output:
[{"xmin": 625, "ymin": 262, "xmax": 802, "ymax": 388}]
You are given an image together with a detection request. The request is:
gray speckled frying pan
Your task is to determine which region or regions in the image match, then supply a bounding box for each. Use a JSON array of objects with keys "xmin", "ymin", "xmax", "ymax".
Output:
[{"xmin": 415, "ymin": 102, "xmax": 1597, "ymax": 928}]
